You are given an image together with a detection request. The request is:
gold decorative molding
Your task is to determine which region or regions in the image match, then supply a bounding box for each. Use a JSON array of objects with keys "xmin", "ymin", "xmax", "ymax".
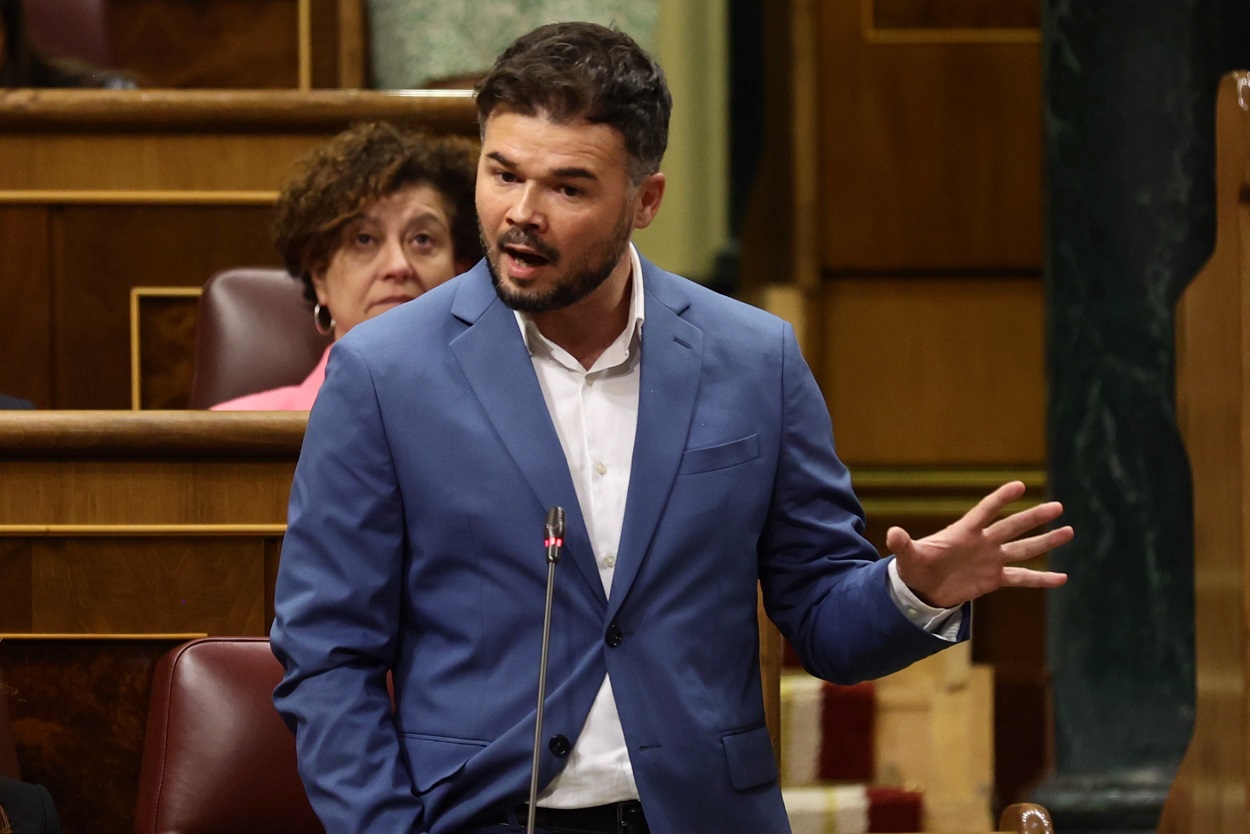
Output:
[
  {"xmin": 0, "ymin": 190, "xmax": 277, "ymax": 205},
  {"xmin": 0, "ymin": 633, "xmax": 208, "ymax": 641},
  {"xmin": 0, "ymin": 524, "xmax": 287, "ymax": 537}
]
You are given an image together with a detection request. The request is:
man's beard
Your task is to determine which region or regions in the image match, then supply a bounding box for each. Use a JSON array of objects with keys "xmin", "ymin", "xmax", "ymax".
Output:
[{"xmin": 483, "ymin": 209, "xmax": 633, "ymax": 314}]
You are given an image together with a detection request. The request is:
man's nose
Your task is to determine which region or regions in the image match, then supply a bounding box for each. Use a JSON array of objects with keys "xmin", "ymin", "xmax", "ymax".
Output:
[{"xmin": 505, "ymin": 183, "xmax": 545, "ymax": 230}]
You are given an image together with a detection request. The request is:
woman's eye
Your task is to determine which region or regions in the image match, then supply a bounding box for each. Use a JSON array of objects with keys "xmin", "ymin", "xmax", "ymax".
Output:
[
  {"xmin": 354, "ymin": 233, "xmax": 375, "ymax": 246},
  {"xmin": 411, "ymin": 233, "xmax": 434, "ymax": 247}
]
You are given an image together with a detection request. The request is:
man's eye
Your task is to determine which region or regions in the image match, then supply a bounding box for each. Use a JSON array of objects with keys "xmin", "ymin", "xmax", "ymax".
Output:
[
  {"xmin": 497, "ymin": 171, "xmax": 518, "ymax": 184},
  {"xmin": 558, "ymin": 185, "xmax": 582, "ymax": 198}
]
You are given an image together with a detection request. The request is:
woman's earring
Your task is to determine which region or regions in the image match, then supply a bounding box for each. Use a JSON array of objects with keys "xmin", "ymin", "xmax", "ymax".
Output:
[{"xmin": 313, "ymin": 303, "xmax": 335, "ymax": 336}]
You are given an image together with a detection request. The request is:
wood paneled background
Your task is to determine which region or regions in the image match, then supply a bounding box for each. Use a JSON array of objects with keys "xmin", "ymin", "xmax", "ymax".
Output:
[{"xmin": 739, "ymin": 0, "xmax": 1049, "ymax": 814}]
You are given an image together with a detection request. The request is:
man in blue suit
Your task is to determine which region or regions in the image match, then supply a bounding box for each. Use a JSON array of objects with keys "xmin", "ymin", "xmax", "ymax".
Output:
[{"xmin": 271, "ymin": 21, "xmax": 1073, "ymax": 834}]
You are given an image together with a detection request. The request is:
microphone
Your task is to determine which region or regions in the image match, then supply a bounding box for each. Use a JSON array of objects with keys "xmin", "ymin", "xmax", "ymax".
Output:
[{"xmin": 527, "ymin": 507, "xmax": 565, "ymax": 834}]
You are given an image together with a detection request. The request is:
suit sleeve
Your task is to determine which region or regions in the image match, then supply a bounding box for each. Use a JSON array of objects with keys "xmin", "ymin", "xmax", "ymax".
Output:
[
  {"xmin": 757, "ymin": 323, "xmax": 969, "ymax": 684},
  {"xmin": 270, "ymin": 340, "xmax": 424, "ymax": 834}
]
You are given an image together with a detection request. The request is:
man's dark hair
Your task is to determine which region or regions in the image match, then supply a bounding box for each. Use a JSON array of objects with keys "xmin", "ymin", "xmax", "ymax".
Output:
[{"xmin": 475, "ymin": 21, "xmax": 672, "ymax": 183}]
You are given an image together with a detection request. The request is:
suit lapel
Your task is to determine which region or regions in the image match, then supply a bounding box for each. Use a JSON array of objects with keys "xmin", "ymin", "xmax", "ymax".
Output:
[
  {"xmin": 448, "ymin": 267, "xmax": 606, "ymax": 605},
  {"xmin": 608, "ymin": 265, "xmax": 703, "ymax": 619}
]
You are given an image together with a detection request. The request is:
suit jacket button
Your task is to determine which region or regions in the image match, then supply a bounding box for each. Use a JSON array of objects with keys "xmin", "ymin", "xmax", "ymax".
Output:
[
  {"xmin": 548, "ymin": 734, "xmax": 571, "ymax": 757},
  {"xmin": 605, "ymin": 624, "xmax": 623, "ymax": 647}
]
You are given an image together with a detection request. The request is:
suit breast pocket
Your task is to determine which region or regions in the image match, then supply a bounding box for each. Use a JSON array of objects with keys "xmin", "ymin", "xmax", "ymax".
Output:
[{"xmin": 678, "ymin": 434, "xmax": 760, "ymax": 476}]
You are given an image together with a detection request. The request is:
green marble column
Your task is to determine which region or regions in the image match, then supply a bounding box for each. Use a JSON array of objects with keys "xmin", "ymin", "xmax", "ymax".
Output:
[
  {"xmin": 366, "ymin": 0, "xmax": 657, "ymax": 88},
  {"xmin": 1038, "ymin": 2, "xmax": 1250, "ymax": 831}
]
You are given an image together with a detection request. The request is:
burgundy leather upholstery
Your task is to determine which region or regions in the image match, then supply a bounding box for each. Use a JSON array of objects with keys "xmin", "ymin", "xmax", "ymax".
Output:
[
  {"xmin": 134, "ymin": 638, "xmax": 323, "ymax": 834},
  {"xmin": 23, "ymin": 0, "xmax": 112, "ymax": 67},
  {"xmin": 0, "ymin": 667, "xmax": 20, "ymax": 781},
  {"xmin": 188, "ymin": 268, "xmax": 331, "ymax": 409}
]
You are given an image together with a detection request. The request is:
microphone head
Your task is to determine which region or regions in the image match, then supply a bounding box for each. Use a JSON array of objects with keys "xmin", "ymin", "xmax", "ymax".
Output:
[{"xmin": 545, "ymin": 506, "xmax": 566, "ymax": 540}]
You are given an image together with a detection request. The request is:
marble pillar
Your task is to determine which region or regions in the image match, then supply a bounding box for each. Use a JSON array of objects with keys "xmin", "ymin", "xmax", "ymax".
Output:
[{"xmin": 1039, "ymin": 2, "xmax": 1250, "ymax": 832}]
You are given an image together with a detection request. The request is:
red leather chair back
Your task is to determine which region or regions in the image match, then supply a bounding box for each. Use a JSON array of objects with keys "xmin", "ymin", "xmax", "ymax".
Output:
[
  {"xmin": 188, "ymin": 268, "xmax": 331, "ymax": 409},
  {"xmin": 134, "ymin": 637, "xmax": 323, "ymax": 834},
  {"xmin": 23, "ymin": 0, "xmax": 112, "ymax": 67},
  {"xmin": 0, "ymin": 667, "xmax": 21, "ymax": 781}
]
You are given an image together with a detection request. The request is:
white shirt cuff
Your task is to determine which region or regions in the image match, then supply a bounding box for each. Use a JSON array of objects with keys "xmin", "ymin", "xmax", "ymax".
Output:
[{"xmin": 886, "ymin": 557, "xmax": 962, "ymax": 641}]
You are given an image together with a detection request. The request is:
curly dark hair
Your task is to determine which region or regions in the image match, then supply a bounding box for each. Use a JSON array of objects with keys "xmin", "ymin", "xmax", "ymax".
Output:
[
  {"xmin": 272, "ymin": 122, "xmax": 481, "ymax": 301},
  {"xmin": 474, "ymin": 21, "xmax": 671, "ymax": 184}
]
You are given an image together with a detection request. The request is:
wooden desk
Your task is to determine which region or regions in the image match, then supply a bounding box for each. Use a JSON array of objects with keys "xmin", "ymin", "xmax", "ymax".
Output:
[
  {"xmin": 0, "ymin": 89, "xmax": 476, "ymax": 410},
  {"xmin": 0, "ymin": 411, "xmax": 304, "ymax": 834},
  {"xmin": 0, "ymin": 410, "xmax": 781, "ymax": 833}
]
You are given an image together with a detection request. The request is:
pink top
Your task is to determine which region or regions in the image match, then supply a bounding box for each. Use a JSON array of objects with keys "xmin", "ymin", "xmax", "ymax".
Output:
[{"xmin": 209, "ymin": 345, "xmax": 332, "ymax": 411}]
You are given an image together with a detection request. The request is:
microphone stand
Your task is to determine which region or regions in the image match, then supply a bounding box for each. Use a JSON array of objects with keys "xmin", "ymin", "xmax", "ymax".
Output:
[{"xmin": 527, "ymin": 506, "xmax": 565, "ymax": 834}]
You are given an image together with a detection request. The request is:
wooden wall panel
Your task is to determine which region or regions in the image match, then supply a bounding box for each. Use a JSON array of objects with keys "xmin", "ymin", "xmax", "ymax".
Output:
[
  {"xmin": 135, "ymin": 293, "xmax": 200, "ymax": 410},
  {"xmin": 1, "ymin": 639, "xmax": 181, "ymax": 834},
  {"xmin": 0, "ymin": 207, "xmax": 52, "ymax": 407},
  {"xmin": 871, "ymin": 0, "xmax": 1040, "ymax": 30},
  {"xmin": 0, "ymin": 462, "xmax": 296, "ymax": 525},
  {"xmin": 54, "ymin": 205, "xmax": 277, "ymax": 409},
  {"xmin": 0, "ymin": 134, "xmax": 314, "ymax": 191},
  {"xmin": 28, "ymin": 538, "xmax": 265, "ymax": 635},
  {"xmin": 108, "ymin": 0, "xmax": 301, "ymax": 88},
  {"xmin": 818, "ymin": 2, "xmax": 1042, "ymax": 271},
  {"xmin": 820, "ymin": 276, "xmax": 1045, "ymax": 467}
]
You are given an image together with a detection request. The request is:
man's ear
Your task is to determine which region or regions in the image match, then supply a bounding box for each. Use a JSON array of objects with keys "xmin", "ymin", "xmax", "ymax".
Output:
[{"xmin": 631, "ymin": 173, "xmax": 666, "ymax": 230}]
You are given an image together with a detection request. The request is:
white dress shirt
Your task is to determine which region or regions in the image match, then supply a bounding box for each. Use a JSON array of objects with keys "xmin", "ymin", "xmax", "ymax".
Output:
[{"xmin": 515, "ymin": 245, "xmax": 960, "ymax": 807}]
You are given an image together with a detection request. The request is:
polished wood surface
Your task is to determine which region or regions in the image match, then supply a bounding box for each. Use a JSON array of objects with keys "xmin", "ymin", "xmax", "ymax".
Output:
[
  {"xmin": 0, "ymin": 90, "xmax": 476, "ymax": 408},
  {"xmin": 0, "ymin": 89, "xmax": 476, "ymax": 132},
  {"xmin": 102, "ymin": 0, "xmax": 364, "ymax": 89},
  {"xmin": 1159, "ymin": 70, "xmax": 1250, "ymax": 834},
  {"xmin": 0, "ymin": 411, "xmax": 779, "ymax": 832},
  {"xmin": 0, "ymin": 412, "xmax": 301, "ymax": 834},
  {"xmin": 737, "ymin": 0, "xmax": 1048, "ymax": 813}
]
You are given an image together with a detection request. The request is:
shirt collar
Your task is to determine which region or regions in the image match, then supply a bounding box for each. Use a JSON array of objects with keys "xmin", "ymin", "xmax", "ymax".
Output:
[{"xmin": 515, "ymin": 243, "xmax": 646, "ymax": 369}]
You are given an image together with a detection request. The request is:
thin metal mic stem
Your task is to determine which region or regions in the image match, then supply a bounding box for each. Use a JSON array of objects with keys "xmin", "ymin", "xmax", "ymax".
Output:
[
  {"xmin": 528, "ymin": 506, "xmax": 564, "ymax": 834},
  {"xmin": 527, "ymin": 557, "xmax": 558, "ymax": 834}
]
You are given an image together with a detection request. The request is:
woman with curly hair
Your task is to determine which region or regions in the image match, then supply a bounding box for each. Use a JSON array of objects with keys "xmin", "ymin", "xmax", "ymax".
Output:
[{"xmin": 212, "ymin": 122, "xmax": 480, "ymax": 410}]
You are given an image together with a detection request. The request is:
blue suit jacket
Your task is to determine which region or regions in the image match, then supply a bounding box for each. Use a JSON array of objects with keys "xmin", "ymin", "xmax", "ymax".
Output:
[{"xmin": 271, "ymin": 257, "xmax": 966, "ymax": 834}]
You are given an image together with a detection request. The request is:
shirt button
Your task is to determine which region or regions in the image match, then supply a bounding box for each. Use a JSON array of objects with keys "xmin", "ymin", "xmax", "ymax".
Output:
[
  {"xmin": 906, "ymin": 608, "xmax": 919, "ymax": 618},
  {"xmin": 594, "ymin": 462, "xmax": 607, "ymax": 475},
  {"xmin": 603, "ymin": 553, "xmax": 617, "ymax": 568}
]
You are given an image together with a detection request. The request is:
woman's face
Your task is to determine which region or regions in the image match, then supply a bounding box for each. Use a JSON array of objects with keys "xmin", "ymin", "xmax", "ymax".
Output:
[{"xmin": 312, "ymin": 182, "xmax": 468, "ymax": 341}]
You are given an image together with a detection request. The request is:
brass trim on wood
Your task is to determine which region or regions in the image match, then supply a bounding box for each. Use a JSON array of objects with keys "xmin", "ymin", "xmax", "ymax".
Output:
[
  {"xmin": 0, "ymin": 633, "xmax": 209, "ymax": 641},
  {"xmin": 0, "ymin": 190, "xmax": 277, "ymax": 205},
  {"xmin": 0, "ymin": 411, "xmax": 307, "ymax": 457},
  {"xmin": 298, "ymin": 0, "xmax": 314, "ymax": 91},
  {"xmin": 0, "ymin": 524, "xmax": 287, "ymax": 536},
  {"xmin": 0, "ymin": 89, "xmax": 477, "ymax": 133}
]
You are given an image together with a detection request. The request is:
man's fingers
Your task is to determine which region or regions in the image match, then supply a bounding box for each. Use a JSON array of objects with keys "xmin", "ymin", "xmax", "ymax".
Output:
[
  {"xmin": 986, "ymin": 502, "xmax": 1066, "ymax": 544},
  {"xmin": 962, "ymin": 480, "xmax": 1028, "ymax": 530},
  {"xmin": 885, "ymin": 525, "xmax": 913, "ymax": 557},
  {"xmin": 1000, "ymin": 526, "xmax": 1074, "ymax": 562},
  {"xmin": 1001, "ymin": 565, "xmax": 1068, "ymax": 589}
]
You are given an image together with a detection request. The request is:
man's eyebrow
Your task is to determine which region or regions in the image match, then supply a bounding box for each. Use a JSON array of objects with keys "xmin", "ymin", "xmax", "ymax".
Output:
[
  {"xmin": 550, "ymin": 167, "xmax": 597, "ymax": 181},
  {"xmin": 484, "ymin": 151, "xmax": 597, "ymax": 182},
  {"xmin": 485, "ymin": 150, "xmax": 516, "ymax": 168}
]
